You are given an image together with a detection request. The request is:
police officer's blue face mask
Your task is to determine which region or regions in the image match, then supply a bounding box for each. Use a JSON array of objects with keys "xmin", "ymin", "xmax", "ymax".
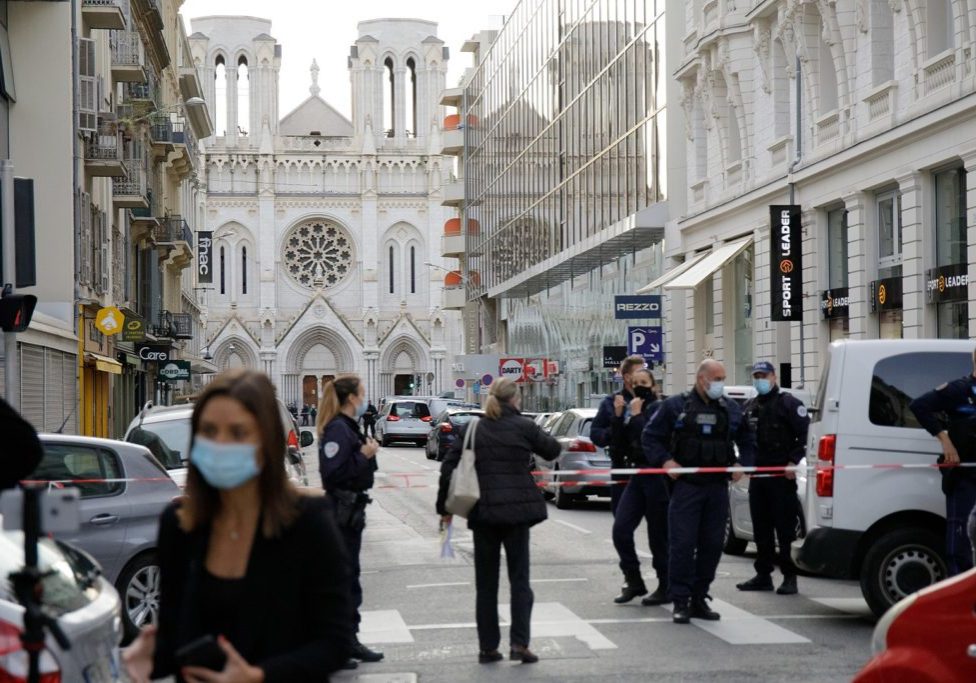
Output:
[
  {"xmin": 753, "ymin": 378, "xmax": 772, "ymax": 395},
  {"xmin": 354, "ymin": 397, "xmax": 368, "ymax": 420},
  {"xmin": 190, "ymin": 437, "xmax": 261, "ymax": 490},
  {"xmin": 706, "ymin": 380, "xmax": 725, "ymax": 400}
]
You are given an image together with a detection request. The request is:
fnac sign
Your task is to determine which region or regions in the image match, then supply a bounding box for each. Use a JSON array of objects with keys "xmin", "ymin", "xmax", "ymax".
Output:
[{"xmin": 499, "ymin": 357, "xmax": 526, "ymax": 383}]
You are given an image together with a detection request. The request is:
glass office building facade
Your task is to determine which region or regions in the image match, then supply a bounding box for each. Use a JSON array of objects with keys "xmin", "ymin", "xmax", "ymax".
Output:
[{"xmin": 457, "ymin": 0, "xmax": 673, "ymax": 407}]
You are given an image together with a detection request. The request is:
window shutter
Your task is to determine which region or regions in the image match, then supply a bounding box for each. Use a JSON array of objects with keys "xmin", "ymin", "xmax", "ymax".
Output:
[
  {"xmin": 20, "ymin": 343, "xmax": 45, "ymax": 430},
  {"xmin": 78, "ymin": 38, "xmax": 97, "ymax": 133},
  {"xmin": 44, "ymin": 350, "xmax": 64, "ymax": 433},
  {"xmin": 63, "ymin": 353, "xmax": 78, "ymax": 435}
]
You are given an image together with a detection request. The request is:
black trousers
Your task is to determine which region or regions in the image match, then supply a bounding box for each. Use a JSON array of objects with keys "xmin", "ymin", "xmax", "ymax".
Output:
[
  {"xmin": 473, "ymin": 523, "xmax": 533, "ymax": 651},
  {"xmin": 339, "ymin": 523, "xmax": 364, "ymax": 633},
  {"xmin": 749, "ymin": 476, "xmax": 799, "ymax": 577},
  {"xmin": 363, "ymin": 420, "xmax": 376, "ymax": 438},
  {"xmin": 612, "ymin": 475, "xmax": 669, "ymax": 582},
  {"xmin": 668, "ymin": 479, "xmax": 728, "ymax": 600}
]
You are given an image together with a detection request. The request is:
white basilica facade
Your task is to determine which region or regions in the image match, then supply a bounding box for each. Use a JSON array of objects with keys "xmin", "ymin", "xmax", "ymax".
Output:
[{"xmin": 188, "ymin": 16, "xmax": 462, "ymax": 407}]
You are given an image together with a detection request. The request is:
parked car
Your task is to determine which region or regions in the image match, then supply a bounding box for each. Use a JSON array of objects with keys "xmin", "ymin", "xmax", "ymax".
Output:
[
  {"xmin": 425, "ymin": 397, "xmax": 479, "ymax": 418},
  {"xmin": 425, "ymin": 408, "xmax": 484, "ymax": 461},
  {"xmin": 722, "ymin": 385, "xmax": 813, "ymax": 555},
  {"xmin": 853, "ymin": 567, "xmax": 976, "ymax": 682},
  {"xmin": 792, "ymin": 339, "xmax": 973, "ymax": 617},
  {"xmin": 376, "ymin": 399, "xmax": 433, "ymax": 447},
  {"xmin": 0, "ymin": 521, "xmax": 123, "ymax": 680},
  {"xmin": 539, "ymin": 412, "xmax": 562, "ymax": 433},
  {"xmin": 532, "ymin": 412, "xmax": 554, "ymax": 429},
  {"xmin": 124, "ymin": 398, "xmax": 311, "ymax": 489},
  {"xmin": 533, "ymin": 408, "xmax": 612, "ymax": 509},
  {"xmin": 32, "ymin": 434, "xmax": 180, "ymax": 642}
]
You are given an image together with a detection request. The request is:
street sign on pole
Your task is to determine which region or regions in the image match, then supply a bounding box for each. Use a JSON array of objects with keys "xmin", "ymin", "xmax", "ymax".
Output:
[{"xmin": 626, "ymin": 326, "xmax": 663, "ymax": 364}]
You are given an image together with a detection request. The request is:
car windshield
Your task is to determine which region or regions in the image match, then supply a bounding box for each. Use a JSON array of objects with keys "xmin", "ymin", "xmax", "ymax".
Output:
[
  {"xmin": 0, "ymin": 531, "xmax": 100, "ymax": 616},
  {"xmin": 128, "ymin": 418, "xmax": 189, "ymax": 469}
]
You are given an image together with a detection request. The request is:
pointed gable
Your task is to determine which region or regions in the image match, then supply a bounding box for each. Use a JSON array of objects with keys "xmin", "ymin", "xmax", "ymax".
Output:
[{"xmin": 279, "ymin": 96, "xmax": 354, "ymax": 136}]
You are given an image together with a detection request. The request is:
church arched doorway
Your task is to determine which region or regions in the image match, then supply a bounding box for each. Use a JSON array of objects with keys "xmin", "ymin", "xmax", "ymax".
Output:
[{"xmin": 300, "ymin": 343, "xmax": 339, "ymax": 408}]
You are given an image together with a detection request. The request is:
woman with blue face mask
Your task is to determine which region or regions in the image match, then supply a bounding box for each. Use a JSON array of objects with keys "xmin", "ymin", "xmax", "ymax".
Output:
[
  {"xmin": 122, "ymin": 369, "xmax": 354, "ymax": 683},
  {"xmin": 315, "ymin": 375, "xmax": 382, "ymax": 666}
]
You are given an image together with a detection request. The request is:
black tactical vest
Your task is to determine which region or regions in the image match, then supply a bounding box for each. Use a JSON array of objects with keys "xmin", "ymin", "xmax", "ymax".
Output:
[
  {"xmin": 747, "ymin": 394, "xmax": 792, "ymax": 465},
  {"xmin": 671, "ymin": 393, "xmax": 735, "ymax": 468}
]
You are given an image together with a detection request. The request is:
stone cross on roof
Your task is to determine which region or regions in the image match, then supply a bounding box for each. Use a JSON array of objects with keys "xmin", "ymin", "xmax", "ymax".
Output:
[{"xmin": 310, "ymin": 59, "xmax": 321, "ymax": 97}]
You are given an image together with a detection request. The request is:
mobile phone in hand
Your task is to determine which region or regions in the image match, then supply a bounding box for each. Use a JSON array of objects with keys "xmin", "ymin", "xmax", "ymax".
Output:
[{"xmin": 175, "ymin": 635, "xmax": 227, "ymax": 671}]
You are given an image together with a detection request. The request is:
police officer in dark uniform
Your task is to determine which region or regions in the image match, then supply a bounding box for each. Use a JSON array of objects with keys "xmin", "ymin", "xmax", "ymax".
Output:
[
  {"xmin": 592, "ymin": 355, "xmax": 649, "ymax": 515},
  {"xmin": 609, "ymin": 368, "xmax": 670, "ymax": 606},
  {"xmin": 318, "ymin": 375, "xmax": 384, "ymax": 665},
  {"xmin": 643, "ymin": 359, "xmax": 755, "ymax": 624},
  {"xmin": 736, "ymin": 361, "xmax": 809, "ymax": 595},
  {"xmin": 910, "ymin": 354, "xmax": 976, "ymax": 576}
]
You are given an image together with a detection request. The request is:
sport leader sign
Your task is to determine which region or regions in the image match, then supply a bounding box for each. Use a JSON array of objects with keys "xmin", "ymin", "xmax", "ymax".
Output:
[{"xmin": 770, "ymin": 205, "xmax": 803, "ymax": 322}]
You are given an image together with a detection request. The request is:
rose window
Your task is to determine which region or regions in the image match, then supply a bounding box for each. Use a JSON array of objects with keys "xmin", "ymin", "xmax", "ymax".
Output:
[{"xmin": 282, "ymin": 220, "xmax": 354, "ymax": 289}]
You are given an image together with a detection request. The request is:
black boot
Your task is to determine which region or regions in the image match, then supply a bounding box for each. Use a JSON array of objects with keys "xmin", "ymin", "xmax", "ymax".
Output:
[
  {"xmin": 641, "ymin": 581, "xmax": 671, "ymax": 606},
  {"xmin": 736, "ymin": 574, "xmax": 774, "ymax": 591},
  {"xmin": 351, "ymin": 639, "xmax": 384, "ymax": 662},
  {"xmin": 690, "ymin": 595, "xmax": 721, "ymax": 621},
  {"xmin": 777, "ymin": 575, "xmax": 798, "ymax": 595},
  {"xmin": 672, "ymin": 598, "xmax": 691, "ymax": 624},
  {"xmin": 613, "ymin": 570, "xmax": 648, "ymax": 604}
]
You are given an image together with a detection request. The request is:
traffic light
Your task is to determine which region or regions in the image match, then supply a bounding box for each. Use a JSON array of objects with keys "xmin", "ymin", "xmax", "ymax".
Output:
[{"xmin": 0, "ymin": 293, "xmax": 37, "ymax": 332}]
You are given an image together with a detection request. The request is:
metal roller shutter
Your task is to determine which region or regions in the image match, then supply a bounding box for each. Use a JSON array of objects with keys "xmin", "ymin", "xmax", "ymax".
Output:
[
  {"xmin": 62, "ymin": 353, "xmax": 78, "ymax": 435},
  {"xmin": 20, "ymin": 343, "xmax": 45, "ymax": 431},
  {"xmin": 44, "ymin": 350, "xmax": 64, "ymax": 433}
]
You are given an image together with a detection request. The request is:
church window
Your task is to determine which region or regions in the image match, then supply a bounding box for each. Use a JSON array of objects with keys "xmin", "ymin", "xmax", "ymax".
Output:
[
  {"xmin": 406, "ymin": 57, "xmax": 417, "ymax": 138},
  {"xmin": 220, "ymin": 245, "xmax": 226, "ymax": 294},
  {"xmin": 281, "ymin": 219, "xmax": 355, "ymax": 289},
  {"xmin": 241, "ymin": 245, "xmax": 247, "ymax": 294},
  {"xmin": 384, "ymin": 57, "xmax": 395, "ymax": 138},
  {"xmin": 214, "ymin": 55, "xmax": 227, "ymax": 136},
  {"xmin": 389, "ymin": 245, "xmax": 395, "ymax": 294},
  {"xmin": 927, "ymin": 0, "xmax": 954, "ymax": 57},
  {"xmin": 409, "ymin": 245, "xmax": 416, "ymax": 293},
  {"xmin": 237, "ymin": 56, "xmax": 249, "ymax": 136}
]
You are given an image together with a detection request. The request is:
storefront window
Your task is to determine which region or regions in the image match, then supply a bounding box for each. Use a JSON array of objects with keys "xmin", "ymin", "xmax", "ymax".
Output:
[
  {"xmin": 934, "ymin": 168, "xmax": 968, "ymax": 339},
  {"xmin": 879, "ymin": 309, "xmax": 902, "ymax": 339},
  {"xmin": 732, "ymin": 246, "xmax": 754, "ymax": 384},
  {"xmin": 827, "ymin": 208, "xmax": 848, "ymax": 288}
]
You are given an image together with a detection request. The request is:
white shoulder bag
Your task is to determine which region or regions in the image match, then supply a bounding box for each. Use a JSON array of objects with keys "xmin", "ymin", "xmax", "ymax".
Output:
[{"xmin": 445, "ymin": 417, "xmax": 481, "ymax": 517}]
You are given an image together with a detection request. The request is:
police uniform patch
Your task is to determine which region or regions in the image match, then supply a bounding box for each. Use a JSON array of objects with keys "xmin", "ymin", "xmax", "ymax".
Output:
[
  {"xmin": 797, "ymin": 405, "xmax": 808, "ymax": 418},
  {"xmin": 324, "ymin": 441, "xmax": 340, "ymax": 459}
]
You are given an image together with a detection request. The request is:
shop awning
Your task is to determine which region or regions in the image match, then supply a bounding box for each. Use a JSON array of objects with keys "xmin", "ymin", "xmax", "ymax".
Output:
[
  {"xmin": 636, "ymin": 252, "xmax": 708, "ymax": 293},
  {"xmin": 190, "ymin": 358, "xmax": 219, "ymax": 375},
  {"xmin": 86, "ymin": 353, "xmax": 123, "ymax": 375},
  {"xmin": 663, "ymin": 237, "xmax": 753, "ymax": 290}
]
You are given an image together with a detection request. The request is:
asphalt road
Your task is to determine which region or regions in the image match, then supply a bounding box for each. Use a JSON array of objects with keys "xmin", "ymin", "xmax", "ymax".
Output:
[{"xmin": 306, "ymin": 444, "xmax": 876, "ymax": 683}]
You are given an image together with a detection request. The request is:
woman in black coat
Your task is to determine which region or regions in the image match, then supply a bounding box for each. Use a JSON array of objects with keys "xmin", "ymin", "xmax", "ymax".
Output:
[
  {"xmin": 123, "ymin": 370, "xmax": 354, "ymax": 683},
  {"xmin": 436, "ymin": 378, "xmax": 561, "ymax": 665}
]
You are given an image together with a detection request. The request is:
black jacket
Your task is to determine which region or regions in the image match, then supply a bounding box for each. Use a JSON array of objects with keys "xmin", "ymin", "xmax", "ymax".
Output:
[
  {"xmin": 611, "ymin": 398, "xmax": 662, "ymax": 467},
  {"xmin": 436, "ymin": 404, "xmax": 561, "ymax": 527},
  {"xmin": 320, "ymin": 414, "xmax": 376, "ymax": 493},
  {"xmin": 152, "ymin": 496, "xmax": 354, "ymax": 682}
]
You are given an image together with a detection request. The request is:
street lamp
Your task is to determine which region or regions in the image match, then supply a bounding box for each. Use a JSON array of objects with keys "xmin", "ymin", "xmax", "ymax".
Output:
[{"xmin": 119, "ymin": 97, "xmax": 207, "ymax": 127}]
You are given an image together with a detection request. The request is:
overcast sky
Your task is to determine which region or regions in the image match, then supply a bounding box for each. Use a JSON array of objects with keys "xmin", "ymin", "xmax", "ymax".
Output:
[{"xmin": 179, "ymin": 0, "xmax": 514, "ymax": 120}]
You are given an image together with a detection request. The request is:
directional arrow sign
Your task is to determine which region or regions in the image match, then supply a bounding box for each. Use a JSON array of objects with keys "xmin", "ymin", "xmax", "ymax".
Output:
[{"xmin": 627, "ymin": 326, "xmax": 663, "ymax": 364}]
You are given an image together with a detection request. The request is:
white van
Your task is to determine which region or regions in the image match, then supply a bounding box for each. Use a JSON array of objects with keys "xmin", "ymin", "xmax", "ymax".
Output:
[{"xmin": 792, "ymin": 339, "xmax": 973, "ymax": 616}]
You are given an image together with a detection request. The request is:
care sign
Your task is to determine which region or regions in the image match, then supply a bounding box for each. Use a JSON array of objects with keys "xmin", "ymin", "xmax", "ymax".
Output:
[
  {"xmin": 499, "ymin": 357, "xmax": 526, "ymax": 383},
  {"xmin": 626, "ymin": 326, "xmax": 662, "ymax": 364},
  {"xmin": 136, "ymin": 343, "xmax": 172, "ymax": 363},
  {"xmin": 614, "ymin": 295, "xmax": 661, "ymax": 319},
  {"xmin": 197, "ymin": 231, "xmax": 213, "ymax": 284},
  {"xmin": 158, "ymin": 360, "xmax": 191, "ymax": 381},
  {"xmin": 769, "ymin": 205, "xmax": 803, "ymax": 322}
]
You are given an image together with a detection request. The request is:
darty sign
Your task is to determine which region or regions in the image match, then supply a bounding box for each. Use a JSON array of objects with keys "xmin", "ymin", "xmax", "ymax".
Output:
[{"xmin": 769, "ymin": 205, "xmax": 803, "ymax": 322}]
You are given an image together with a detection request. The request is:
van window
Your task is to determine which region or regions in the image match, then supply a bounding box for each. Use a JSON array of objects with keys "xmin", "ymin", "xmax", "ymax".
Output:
[{"xmin": 869, "ymin": 352, "xmax": 971, "ymax": 428}]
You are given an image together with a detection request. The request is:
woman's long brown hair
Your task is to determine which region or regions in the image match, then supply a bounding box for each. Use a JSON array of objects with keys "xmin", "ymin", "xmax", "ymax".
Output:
[{"xmin": 181, "ymin": 369, "xmax": 299, "ymax": 538}]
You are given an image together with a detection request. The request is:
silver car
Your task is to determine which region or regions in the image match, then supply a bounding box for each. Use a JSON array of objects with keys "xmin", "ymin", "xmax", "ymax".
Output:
[
  {"xmin": 34, "ymin": 434, "xmax": 180, "ymax": 642},
  {"xmin": 533, "ymin": 408, "xmax": 612, "ymax": 509},
  {"xmin": 376, "ymin": 399, "xmax": 433, "ymax": 447},
  {"xmin": 0, "ymin": 524, "xmax": 123, "ymax": 681}
]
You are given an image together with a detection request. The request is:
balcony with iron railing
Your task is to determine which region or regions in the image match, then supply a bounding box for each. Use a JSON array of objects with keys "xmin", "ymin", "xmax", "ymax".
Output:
[
  {"xmin": 123, "ymin": 69, "xmax": 159, "ymax": 113},
  {"xmin": 82, "ymin": 0, "xmax": 126, "ymax": 30},
  {"xmin": 157, "ymin": 215, "xmax": 193, "ymax": 269},
  {"xmin": 149, "ymin": 114, "xmax": 174, "ymax": 156},
  {"xmin": 129, "ymin": 188, "xmax": 161, "ymax": 245},
  {"xmin": 110, "ymin": 31, "xmax": 147, "ymax": 83},
  {"xmin": 85, "ymin": 122, "xmax": 127, "ymax": 177},
  {"xmin": 112, "ymin": 162, "xmax": 149, "ymax": 209},
  {"xmin": 169, "ymin": 115, "xmax": 198, "ymax": 176},
  {"xmin": 152, "ymin": 310, "xmax": 193, "ymax": 340}
]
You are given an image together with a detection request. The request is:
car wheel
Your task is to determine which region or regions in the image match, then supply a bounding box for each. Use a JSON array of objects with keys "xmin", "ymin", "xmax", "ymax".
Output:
[
  {"xmin": 723, "ymin": 513, "xmax": 748, "ymax": 556},
  {"xmin": 860, "ymin": 527, "xmax": 947, "ymax": 617},
  {"xmin": 553, "ymin": 473, "xmax": 576, "ymax": 510},
  {"xmin": 381, "ymin": 435, "xmax": 390, "ymax": 447},
  {"xmin": 117, "ymin": 552, "xmax": 161, "ymax": 643}
]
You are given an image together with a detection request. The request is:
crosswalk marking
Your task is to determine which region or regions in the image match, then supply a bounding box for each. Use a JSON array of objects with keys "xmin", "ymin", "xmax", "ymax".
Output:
[
  {"xmin": 667, "ymin": 598, "xmax": 810, "ymax": 645},
  {"xmin": 359, "ymin": 609, "xmax": 415, "ymax": 644},
  {"xmin": 499, "ymin": 602, "xmax": 617, "ymax": 650}
]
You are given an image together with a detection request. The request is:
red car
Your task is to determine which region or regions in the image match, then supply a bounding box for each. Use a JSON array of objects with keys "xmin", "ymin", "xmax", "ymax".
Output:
[{"xmin": 853, "ymin": 567, "xmax": 976, "ymax": 682}]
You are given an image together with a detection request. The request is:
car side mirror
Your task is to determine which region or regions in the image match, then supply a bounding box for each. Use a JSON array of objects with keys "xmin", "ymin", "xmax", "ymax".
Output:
[{"xmin": 300, "ymin": 431, "xmax": 314, "ymax": 448}]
